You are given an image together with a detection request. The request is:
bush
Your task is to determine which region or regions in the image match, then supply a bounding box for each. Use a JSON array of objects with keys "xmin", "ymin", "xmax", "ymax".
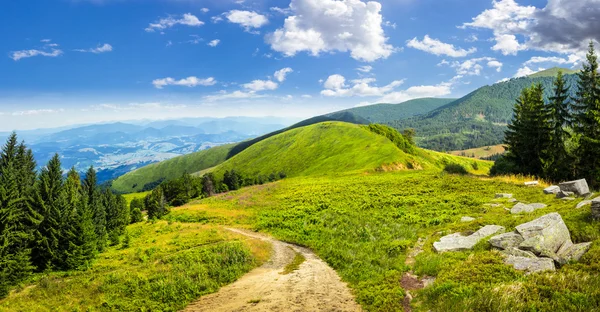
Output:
[
  {"xmin": 444, "ymin": 163, "xmax": 468, "ymax": 175},
  {"xmin": 489, "ymin": 155, "xmax": 519, "ymax": 176}
]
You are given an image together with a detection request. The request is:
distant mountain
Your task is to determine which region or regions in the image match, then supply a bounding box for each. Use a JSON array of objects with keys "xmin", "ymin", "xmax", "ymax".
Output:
[
  {"xmin": 387, "ymin": 69, "xmax": 580, "ymax": 151},
  {"xmin": 331, "ymin": 98, "xmax": 456, "ymax": 123},
  {"xmin": 528, "ymin": 67, "xmax": 579, "ymax": 78}
]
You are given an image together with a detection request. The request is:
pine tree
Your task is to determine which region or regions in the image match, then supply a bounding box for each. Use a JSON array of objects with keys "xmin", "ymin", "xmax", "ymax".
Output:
[
  {"xmin": 145, "ymin": 187, "xmax": 168, "ymax": 219},
  {"xmin": 83, "ymin": 167, "xmax": 106, "ymax": 252},
  {"xmin": 504, "ymin": 84, "xmax": 551, "ymax": 176},
  {"xmin": 573, "ymin": 41, "xmax": 600, "ymax": 187},
  {"xmin": 0, "ymin": 134, "xmax": 39, "ymax": 296},
  {"xmin": 31, "ymin": 154, "xmax": 64, "ymax": 271},
  {"xmin": 543, "ymin": 71, "xmax": 575, "ymax": 182}
]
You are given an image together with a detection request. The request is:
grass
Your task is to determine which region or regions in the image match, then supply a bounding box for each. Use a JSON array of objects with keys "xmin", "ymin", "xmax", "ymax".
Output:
[
  {"xmin": 450, "ymin": 144, "xmax": 506, "ymax": 159},
  {"xmin": 0, "ymin": 221, "xmax": 270, "ymax": 312},
  {"xmin": 281, "ymin": 249, "xmax": 306, "ymax": 275},
  {"xmin": 112, "ymin": 144, "xmax": 235, "ymax": 193},
  {"xmin": 122, "ymin": 191, "xmax": 150, "ymax": 206},
  {"xmin": 165, "ymin": 169, "xmax": 600, "ymax": 311}
]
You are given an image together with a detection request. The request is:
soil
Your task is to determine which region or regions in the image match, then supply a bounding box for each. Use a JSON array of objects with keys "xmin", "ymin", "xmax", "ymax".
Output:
[{"xmin": 184, "ymin": 228, "xmax": 361, "ymax": 312}]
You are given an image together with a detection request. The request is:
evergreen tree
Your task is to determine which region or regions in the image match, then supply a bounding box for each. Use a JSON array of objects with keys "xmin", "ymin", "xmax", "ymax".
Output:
[
  {"xmin": 0, "ymin": 134, "xmax": 39, "ymax": 296},
  {"xmin": 145, "ymin": 187, "xmax": 168, "ymax": 219},
  {"xmin": 83, "ymin": 167, "xmax": 106, "ymax": 252},
  {"xmin": 543, "ymin": 71, "xmax": 575, "ymax": 182},
  {"xmin": 31, "ymin": 154, "xmax": 64, "ymax": 271},
  {"xmin": 129, "ymin": 198, "xmax": 144, "ymax": 224},
  {"xmin": 202, "ymin": 173, "xmax": 216, "ymax": 197},
  {"xmin": 572, "ymin": 41, "xmax": 600, "ymax": 187},
  {"xmin": 504, "ymin": 84, "xmax": 551, "ymax": 176}
]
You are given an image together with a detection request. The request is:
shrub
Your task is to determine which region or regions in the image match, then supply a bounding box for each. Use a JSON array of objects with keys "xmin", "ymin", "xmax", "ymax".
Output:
[{"xmin": 444, "ymin": 163, "xmax": 468, "ymax": 175}]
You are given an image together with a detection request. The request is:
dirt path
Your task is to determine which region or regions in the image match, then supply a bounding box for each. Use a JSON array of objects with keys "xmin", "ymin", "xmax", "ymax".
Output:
[{"xmin": 184, "ymin": 228, "xmax": 361, "ymax": 312}]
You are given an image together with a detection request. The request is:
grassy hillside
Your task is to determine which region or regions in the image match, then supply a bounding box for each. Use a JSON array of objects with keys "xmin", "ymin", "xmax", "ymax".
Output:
[
  {"xmin": 450, "ymin": 144, "xmax": 506, "ymax": 159},
  {"xmin": 529, "ymin": 67, "xmax": 579, "ymax": 78},
  {"xmin": 332, "ymin": 98, "xmax": 457, "ymax": 124},
  {"xmin": 209, "ymin": 122, "xmax": 492, "ymax": 179},
  {"xmin": 165, "ymin": 171, "xmax": 600, "ymax": 312},
  {"xmin": 111, "ymin": 144, "xmax": 235, "ymax": 193},
  {"xmin": 0, "ymin": 222, "xmax": 270, "ymax": 312},
  {"xmin": 388, "ymin": 70, "xmax": 579, "ymax": 151}
]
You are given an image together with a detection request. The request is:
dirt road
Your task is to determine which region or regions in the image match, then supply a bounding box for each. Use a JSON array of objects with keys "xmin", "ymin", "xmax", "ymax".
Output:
[{"xmin": 184, "ymin": 228, "xmax": 361, "ymax": 312}]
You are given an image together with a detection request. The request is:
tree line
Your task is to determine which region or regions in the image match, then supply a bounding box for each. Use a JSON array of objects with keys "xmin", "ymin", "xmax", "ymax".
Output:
[
  {"xmin": 492, "ymin": 42, "xmax": 600, "ymax": 187},
  {"xmin": 0, "ymin": 134, "xmax": 136, "ymax": 297},
  {"xmin": 132, "ymin": 170, "xmax": 288, "ymax": 220}
]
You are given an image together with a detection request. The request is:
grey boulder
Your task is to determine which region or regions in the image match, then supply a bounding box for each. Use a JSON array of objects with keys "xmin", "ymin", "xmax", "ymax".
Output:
[
  {"xmin": 495, "ymin": 193, "xmax": 513, "ymax": 199},
  {"xmin": 558, "ymin": 242, "xmax": 593, "ymax": 263},
  {"xmin": 461, "ymin": 216, "xmax": 476, "ymax": 222},
  {"xmin": 434, "ymin": 225, "xmax": 505, "ymax": 253},
  {"xmin": 489, "ymin": 232, "xmax": 524, "ymax": 249},
  {"xmin": 511, "ymin": 203, "xmax": 534, "ymax": 214},
  {"xmin": 559, "ymin": 179, "xmax": 590, "ymax": 196},
  {"xmin": 529, "ymin": 203, "xmax": 548, "ymax": 210},
  {"xmin": 501, "ymin": 247, "xmax": 537, "ymax": 258},
  {"xmin": 504, "ymin": 256, "xmax": 556, "ymax": 273},
  {"xmin": 593, "ymin": 198, "xmax": 600, "ymax": 220},
  {"xmin": 515, "ymin": 213, "xmax": 572, "ymax": 254},
  {"xmin": 557, "ymin": 191, "xmax": 575, "ymax": 199},
  {"xmin": 544, "ymin": 185, "xmax": 560, "ymax": 194},
  {"xmin": 576, "ymin": 200, "xmax": 592, "ymax": 209}
]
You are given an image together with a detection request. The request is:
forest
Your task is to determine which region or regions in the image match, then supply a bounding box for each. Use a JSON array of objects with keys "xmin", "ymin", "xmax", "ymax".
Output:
[{"xmin": 0, "ymin": 133, "xmax": 133, "ymax": 297}]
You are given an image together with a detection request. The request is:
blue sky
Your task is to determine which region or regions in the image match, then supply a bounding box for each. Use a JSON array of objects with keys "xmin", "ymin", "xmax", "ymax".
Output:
[{"xmin": 1, "ymin": 0, "xmax": 597, "ymax": 130}]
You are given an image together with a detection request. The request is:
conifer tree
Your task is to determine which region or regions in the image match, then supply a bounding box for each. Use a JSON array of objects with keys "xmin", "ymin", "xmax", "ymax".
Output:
[
  {"xmin": 572, "ymin": 41, "xmax": 600, "ymax": 187},
  {"xmin": 543, "ymin": 71, "xmax": 575, "ymax": 181},
  {"xmin": 145, "ymin": 187, "xmax": 168, "ymax": 219},
  {"xmin": 31, "ymin": 154, "xmax": 64, "ymax": 271},
  {"xmin": 0, "ymin": 134, "xmax": 39, "ymax": 296},
  {"xmin": 83, "ymin": 167, "xmax": 106, "ymax": 251}
]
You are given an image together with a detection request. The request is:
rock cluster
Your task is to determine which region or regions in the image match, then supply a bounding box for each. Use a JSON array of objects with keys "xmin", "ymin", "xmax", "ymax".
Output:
[
  {"xmin": 510, "ymin": 202, "xmax": 547, "ymax": 214},
  {"xmin": 489, "ymin": 213, "xmax": 592, "ymax": 273},
  {"xmin": 593, "ymin": 198, "xmax": 600, "ymax": 220},
  {"xmin": 433, "ymin": 225, "xmax": 505, "ymax": 253}
]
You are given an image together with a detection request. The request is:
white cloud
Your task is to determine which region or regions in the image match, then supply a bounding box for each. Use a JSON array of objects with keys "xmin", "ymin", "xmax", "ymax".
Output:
[
  {"xmin": 242, "ymin": 80, "xmax": 279, "ymax": 91},
  {"xmin": 274, "ymin": 67, "xmax": 293, "ymax": 82},
  {"xmin": 225, "ymin": 10, "xmax": 268, "ymax": 31},
  {"xmin": 491, "ymin": 34, "xmax": 522, "ymax": 55},
  {"xmin": 266, "ymin": 0, "xmax": 394, "ymax": 62},
  {"xmin": 465, "ymin": 34, "xmax": 479, "ymax": 42},
  {"xmin": 301, "ymin": 94, "xmax": 312, "ymax": 98},
  {"xmin": 357, "ymin": 65, "xmax": 373, "ymax": 73},
  {"xmin": 12, "ymin": 109, "xmax": 64, "ymax": 116},
  {"xmin": 441, "ymin": 57, "xmax": 503, "ymax": 76},
  {"xmin": 145, "ymin": 13, "xmax": 204, "ymax": 32},
  {"xmin": 10, "ymin": 48, "xmax": 63, "ymax": 61},
  {"xmin": 152, "ymin": 76, "xmax": 216, "ymax": 89},
  {"xmin": 203, "ymin": 90, "xmax": 264, "ymax": 102},
  {"xmin": 407, "ymin": 35, "xmax": 476, "ymax": 57},
  {"xmin": 514, "ymin": 66, "xmax": 544, "ymax": 78},
  {"xmin": 487, "ymin": 60, "xmax": 503, "ymax": 72},
  {"xmin": 378, "ymin": 81, "xmax": 453, "ymax": 103},
  {"xmin": 74, "ymin": 43, "xmax": 113, "ymax": 53},
  {"xmin": 208, "ymin": 39, "xmax": 220, "ymax": 47},
  {"xmin": 321, "ymin": 74, "xmax": 404, "ymax": 97},
  {"xmin": 201, "ymin": 8, "xmax": 210, "ymax": 13}
]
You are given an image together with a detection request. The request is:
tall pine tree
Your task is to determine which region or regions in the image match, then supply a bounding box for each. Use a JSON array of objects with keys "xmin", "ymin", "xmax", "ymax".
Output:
[
  {"xmin": 543, "ymin": 71, "xmax": 575, "ymax": 182},
  {"xmin": 83, "ymin": 166, "xmax": 107, "ymax": 252},
  {"xmin": 573, "ymin": 41, "xmax": 600, "ymax": 187}
]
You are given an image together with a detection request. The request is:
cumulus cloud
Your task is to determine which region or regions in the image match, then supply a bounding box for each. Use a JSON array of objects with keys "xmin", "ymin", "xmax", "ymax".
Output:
[
  {"xmin": 242, "ymin": 80, "xmax": 279, "ymax": 91},
  {"xmin": 514, "ymin": 66, "xmax": 543, "ymax": 77},
  {"xmin": 274, "ymin": 67, "xmax": 293, "ymax": 82},
  {"xmin": 440, "ymin": 57, "xmax": 503, "ymax": 75},
  {"xmin": 152, "ymin": 76, "xmax": 216, "ymax": 89},
  {"xmin": 462, "ymin": 0, "xmax": 600, "ymax": 56},
  {"xmin": 203, "ymin": 90, "xmax": 265, "ymax": 102},
  {"xmin": 407, "ymin": 35, "xmax": 477, "ymax": 57},
  {"xmin": 12, "ymin": 109, "xmax": 64, "ymax": 116},
  {"xmin": 320, "ymin": 74, "xmax": 404, "ymax": 97},
  {"xmin": 74, "ymin": 43, "xmax": 113, "ymax": 53},
  {"xmin": 266, "ymin": 0, "xmax": 394, "ymax": 62},
  {"xmin": 10, "ymin": 48, "xmax": 63, "ymax": 61},
  {"xmin": 225, "ymin": 10, "xmax": 268, "ymax": 31},
  {"xmin": 378, "ymin": 82, "xmax": 453, "ymax": 104},
  {"xmin": 145, "ymin": 13, "xmax": 204, "ymax": 32},
  {"xmin": 357, "ymin": 65, "xmax": 373, "ymax": 73},
  {"xmin": 208, "ymin": 39, "xmax": 220, "ymax": 47}
]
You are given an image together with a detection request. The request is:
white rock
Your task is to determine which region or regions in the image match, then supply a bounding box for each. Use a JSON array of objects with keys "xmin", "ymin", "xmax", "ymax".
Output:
[
  {"xmin": 495, "ymin": 193, "xmax": 513, "ymax": 199},
  {"xmin": 504, "ymin": 256, "xmax": 556, "ymax": 273},
  {"xmin": 559, "ymin": 179, "xmax": 590, "ymax": 196},
  {"xmin": 511, "ymin": 203, "xmax": 534, "ymax": 214},
  {"xmin": 433, "ymin": 225, "xmax": 505, "ymax": 253},
  {"xmin": 544, "ymin": 186, "xmax": 560, "ymax": 194},
  {"xmin": 461, "ymin": 216, "xmax": 476, "ymax": 222}
]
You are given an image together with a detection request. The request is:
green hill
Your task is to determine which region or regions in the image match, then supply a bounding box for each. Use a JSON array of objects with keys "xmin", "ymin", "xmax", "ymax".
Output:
[
  {"xmin": 529, "ymin": 67, "xmax": 579, "ymax": 78},
  {"xmin": 332, "ymin": 98, "xmax": 457, "ymax": 123},
  {"xmin": 388, "ymin": 69, "xmax": 579, "ymax": 151},
  {"xmin": 209, "ymin": 122, "xmax": 491, "ymax": 179},
  {"xmin": 111, "ymin": 144, "xmax": 235, "ymax": 193}
]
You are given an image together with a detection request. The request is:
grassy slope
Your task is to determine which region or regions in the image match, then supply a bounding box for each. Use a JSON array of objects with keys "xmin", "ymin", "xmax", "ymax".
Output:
[
  {"xmin": 112, "ymin": 144, "xmax": 235, "ymax": 193},
  {"xmin": 0, "ymin": 222, "xmax": 270, "ymax": 312},
  {"xmin": 167, "ymin": 171, "xmax": 600, "ymax": 312},
  {"xmin": 334, "ymin": 98, "xmax": 457, "ymax": 123},
  {"xmin": 449, "ymin": 144, "xmax": 506, "ymax": 159},
  {"xmin": 529, "ymin": 67, "xmax": 579, "ymax": 78},
  {"xmin": 209, "ymin": 122, "xmax": 492, "ymax": 179}
]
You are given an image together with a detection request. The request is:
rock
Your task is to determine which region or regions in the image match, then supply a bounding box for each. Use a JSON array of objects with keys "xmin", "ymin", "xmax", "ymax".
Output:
[
  {"xmin": 556, "ymin": 190, "xmax": 575, "ymax": 199},
  {"xmin": 495, "ymin": 193, "xmax": 513, "ymax": 199},
  {"xmin": 489, "ymin": 232, "xmax": 524, "ymax": 250},
  {"xmin": 504, "ymin": 256, "xmax": 556, "ymax": 273},
  {"xmin": 433, "ymin": 225, "xmax": 505, "ymax": 253},
  {"xmin": 544, "ymin": 185, "xmax": 560, "ymax": 194},
  {"xmin": 461, "ymin": 216, "xmax": 476, "ymax": 222},
  {"xmin": 593, "ymin": 198, "xmax": 600, "ymax": 220},
  {"xmin": 511, "ymin": 203, "xmax": 534, "ymax": 214},
  {"xmin": 559, "ymin": 179, "xmax": 590, "ymax": 197},
  {"xmin": 515, "ymin": 213, "xmax": 572, "ymax": 254},
  {"xmin": 501, "ymin": 247, "xmax": 537, "ymax": 258},
  {"xmin": 558, "ymin": 242, "xmax": 593, "ymax": 263},
  {"xmin": 561, "ymin": 197, "xmax": 576, "ymax": 201},
  {"xmin": 508, "ymin": 198, "xmax": 518, "ymax": 203},
  {"xmin": 576, "ymin": 200, "xmax": 592, "ymax": 209},
  {"xmin": 529, "ymin": 203, "xmax": 548, "ymax": 210},
  {"xmin": 525, "ymin": 181, "xmax": 539, "ymax": 186}
]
